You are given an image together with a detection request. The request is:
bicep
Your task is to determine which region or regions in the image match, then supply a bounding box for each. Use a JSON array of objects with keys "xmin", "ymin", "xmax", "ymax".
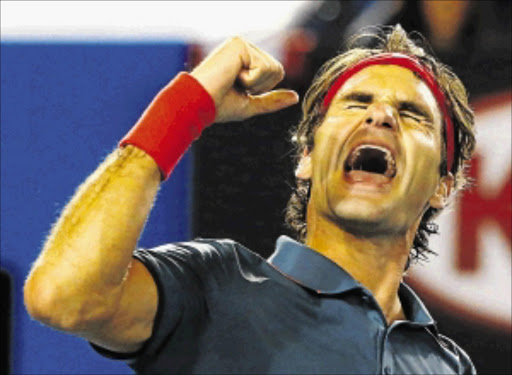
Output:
[{"xmin": 82, "ymin": 259, "xmax": 158, "ymax": 353}]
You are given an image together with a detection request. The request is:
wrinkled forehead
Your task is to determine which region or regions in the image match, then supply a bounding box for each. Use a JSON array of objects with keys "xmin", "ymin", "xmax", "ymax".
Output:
[{"xmin": 335, "ymin": 65, "xmax": 439, "ymax": 111}]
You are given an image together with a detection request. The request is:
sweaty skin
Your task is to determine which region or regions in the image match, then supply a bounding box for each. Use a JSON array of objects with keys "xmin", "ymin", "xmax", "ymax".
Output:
[
  {"xmin": 296, "ymin": 65, "xmax": 453, "ymax": 323},
  {"xmin": 24, "ymin": 37, "xmax": 298, "ymax": 353}
]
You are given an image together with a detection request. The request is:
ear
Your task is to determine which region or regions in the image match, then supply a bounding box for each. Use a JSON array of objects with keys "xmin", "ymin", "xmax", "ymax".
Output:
[
  {"xmin": 295, "ymin": 149, "xmax": 312, "ymax": 180},
  {"xmin": 429, "ymin": 173, "xmax": 455, "ymax": 209}
]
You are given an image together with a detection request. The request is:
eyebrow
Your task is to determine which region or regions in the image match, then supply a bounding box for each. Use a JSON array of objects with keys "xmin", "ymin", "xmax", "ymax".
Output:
[
  {"xmin": 339, "ymin": 91, "xmax": 432, "ymax": 120},
  {"xmin": 339, "ymin": 91, "xmax": 373, "ymax": 103}
]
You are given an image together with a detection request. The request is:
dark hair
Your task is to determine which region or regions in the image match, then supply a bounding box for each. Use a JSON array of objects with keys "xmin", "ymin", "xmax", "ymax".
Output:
[{"xmin": 285, "ymin": 25, "xmax": 476, "ymax": 266}]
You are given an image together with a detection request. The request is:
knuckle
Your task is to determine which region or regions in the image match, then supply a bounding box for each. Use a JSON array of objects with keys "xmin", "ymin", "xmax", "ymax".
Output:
[
  {"xmin": 276, "ymin": 63, "xmax": 285, "ymax": 80},
  {"xmin": 229, "ymin": 36, "xmax": 245, "ymax": 46}
]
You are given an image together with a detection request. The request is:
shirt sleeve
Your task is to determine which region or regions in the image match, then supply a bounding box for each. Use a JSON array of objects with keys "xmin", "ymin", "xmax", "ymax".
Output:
[{"xmin": 89, "ymin": 239, "xmax": 232, "ymax": 365}]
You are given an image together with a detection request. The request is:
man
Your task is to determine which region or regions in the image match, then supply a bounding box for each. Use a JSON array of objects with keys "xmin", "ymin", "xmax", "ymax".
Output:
[{"xmin": 24, "ymin": 25, "xmax": 476, "ymax": 374}]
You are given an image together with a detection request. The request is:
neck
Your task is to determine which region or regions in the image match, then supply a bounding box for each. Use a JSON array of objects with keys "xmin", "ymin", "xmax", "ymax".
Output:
[{"xmin": 305, "ymin": 212, "xmax": 414, "ymax": 324}]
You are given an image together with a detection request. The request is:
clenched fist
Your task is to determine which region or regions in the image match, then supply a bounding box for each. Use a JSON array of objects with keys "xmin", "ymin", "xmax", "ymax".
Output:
[{"xmin": 191, "ymin": 36, "xmax": 299, "ymax": 123}]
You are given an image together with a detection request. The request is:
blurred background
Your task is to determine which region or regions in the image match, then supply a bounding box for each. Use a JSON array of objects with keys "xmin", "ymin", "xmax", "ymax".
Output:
[{"xmin": 1, "ymin": 1, "xmax": 510, "ymax": 374}]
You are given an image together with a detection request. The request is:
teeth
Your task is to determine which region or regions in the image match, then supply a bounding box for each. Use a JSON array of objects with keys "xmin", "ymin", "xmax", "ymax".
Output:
[
  {"xmin": 385, "ymin": 159, "xmax": 396, "ymax": 177},
  {"xmin": 383, "ymin": 151, "xmax": 396, "ymax": 177},
  {"xmin": 354, "ymin": 145, "xmax": 390, "ymax": 156}
]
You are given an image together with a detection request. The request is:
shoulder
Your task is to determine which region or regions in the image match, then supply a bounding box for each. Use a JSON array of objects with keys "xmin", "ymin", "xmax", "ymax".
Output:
[
  {"xmin": 136, "ymin": 238, "xmax": 262, "ymax": 261},
  {"xmin": 134, "ymin": 238, "xmax": 267, "ymax": 280},
  {"xmin": 134, "ymin": 238, "xmax": 235, "ymax": 261},
  {"xmin": 437, "ymin": 334, "xmax": 476, "ymax": 375}
]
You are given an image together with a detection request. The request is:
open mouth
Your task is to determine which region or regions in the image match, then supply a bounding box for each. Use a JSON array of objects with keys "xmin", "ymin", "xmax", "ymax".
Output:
[{"xmin": 344, "ymin": 145, "xmax": 396, "ymax": 178}]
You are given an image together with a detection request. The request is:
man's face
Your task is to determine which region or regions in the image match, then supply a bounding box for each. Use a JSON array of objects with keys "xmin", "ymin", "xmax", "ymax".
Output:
[{"xmin": 304, "ymin": 65, "xmax": 446, "ymax": 236}]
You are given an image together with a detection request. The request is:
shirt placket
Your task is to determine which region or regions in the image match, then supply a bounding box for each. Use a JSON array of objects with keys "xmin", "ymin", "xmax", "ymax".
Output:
[
  {"xmin": 381, "ymin": 324, "xmax": 397, "ymax": 375},
  {"xmin": 360, "ymin": 292, "xmax": 390, "ymax": 375}
]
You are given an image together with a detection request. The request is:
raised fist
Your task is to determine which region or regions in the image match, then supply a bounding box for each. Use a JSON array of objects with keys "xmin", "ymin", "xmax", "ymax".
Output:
[{"xmin": 191, "ymin": 36, "xmax": 299, "ymax": 123}]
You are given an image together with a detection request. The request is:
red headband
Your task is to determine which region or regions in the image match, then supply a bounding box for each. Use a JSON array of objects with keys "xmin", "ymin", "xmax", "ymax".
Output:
[{"xmin": 322, "ymin": 53, "xmax": 454, "ymax": 173}]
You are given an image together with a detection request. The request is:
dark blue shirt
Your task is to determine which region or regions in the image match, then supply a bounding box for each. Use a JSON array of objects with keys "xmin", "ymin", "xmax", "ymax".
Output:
[{"xmin": 92, "ymin": 236, "xmax": 476, "ymax": 374}]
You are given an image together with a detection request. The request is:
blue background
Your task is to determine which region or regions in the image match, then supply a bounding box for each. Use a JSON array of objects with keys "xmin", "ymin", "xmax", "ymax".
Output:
[{"xmin": 1, "ymin": 42, "xmax": 191, "ymax": 374}]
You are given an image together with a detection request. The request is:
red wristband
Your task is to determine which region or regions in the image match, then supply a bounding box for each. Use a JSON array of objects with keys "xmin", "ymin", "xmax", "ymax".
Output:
[{"xmin": 119, "ymin": 72, "xmax": 216, "ymax": 180}]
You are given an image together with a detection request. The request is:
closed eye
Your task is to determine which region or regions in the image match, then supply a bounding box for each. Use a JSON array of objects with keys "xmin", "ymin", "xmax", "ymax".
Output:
[
  {"xmin": 400, "ymin": 111, "xmax": 435, "ymax": 131},
  {"xmin": 347, "ymin": 104, "xmax": 368, "ymax": 109},
  {"xmin": 400, "ymin": 111, "xmax": 422, "ymax": 122},
  {"xmin": 398, "ymin": 102, "xmax": 432, "ymax": 123}
]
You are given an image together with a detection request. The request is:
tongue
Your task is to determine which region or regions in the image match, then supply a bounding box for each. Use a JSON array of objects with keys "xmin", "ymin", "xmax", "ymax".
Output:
[{"xmin": 345, "ymin": 170, "xmax": 392, "ymax": 185}]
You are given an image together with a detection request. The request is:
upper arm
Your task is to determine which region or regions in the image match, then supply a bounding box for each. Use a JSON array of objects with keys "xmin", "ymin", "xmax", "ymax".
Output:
[
  {"xmin": 81, "ymin": 241, "xmax": 227, "ymax": 355},
  {"xmin": 81, "ymin": 259, "xmax": 158, "ymax": 353}
]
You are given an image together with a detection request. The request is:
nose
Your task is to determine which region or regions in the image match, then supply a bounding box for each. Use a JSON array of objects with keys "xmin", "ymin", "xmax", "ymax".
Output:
[{"xmin": 363, "ymin": 104, "xmax": 397, "ymax": 130}]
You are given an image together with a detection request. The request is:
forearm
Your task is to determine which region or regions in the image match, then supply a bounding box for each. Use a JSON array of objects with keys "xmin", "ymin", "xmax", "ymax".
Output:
[
  {"xmin": 24, "ymin": 72, "xmax": 215, "ymax": 332},
  {"xmin": 24, "ymin": 38, "xmax": 296, "ymax": 337},
  {"xmin": 25, "ymin": 145, "xmax": 160, "ymax": 329}
]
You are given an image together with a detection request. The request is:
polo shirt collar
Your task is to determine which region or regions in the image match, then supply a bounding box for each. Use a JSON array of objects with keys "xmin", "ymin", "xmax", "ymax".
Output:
[
  {"xmin": 268, "ymin": 235, "xmax": 435, "ymax": 326},
  {"xmin": 268, "ymin": 235, "xmax": 361, "ymax": 294}
]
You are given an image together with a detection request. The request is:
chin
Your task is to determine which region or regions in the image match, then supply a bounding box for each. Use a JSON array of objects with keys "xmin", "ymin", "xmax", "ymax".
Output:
[{"xmin": 330, "ymin": 200, "xmax": 402, "ymax": 236}]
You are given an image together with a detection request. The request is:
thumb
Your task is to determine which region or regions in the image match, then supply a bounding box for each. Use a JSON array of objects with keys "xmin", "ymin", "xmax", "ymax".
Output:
[{"xmin": 246, "ymin": 90, "xmax": 299, "ymax": 117}]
